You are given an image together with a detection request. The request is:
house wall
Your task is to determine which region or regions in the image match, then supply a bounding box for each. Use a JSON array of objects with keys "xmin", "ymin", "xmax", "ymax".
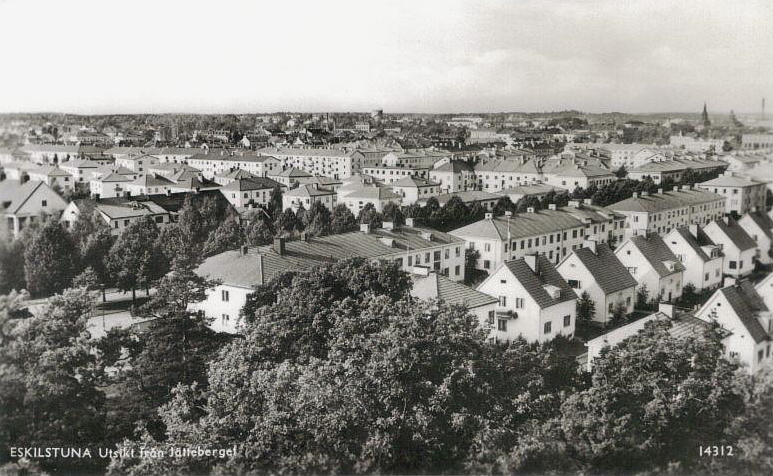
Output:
[{"xmin": 189, "ymin": 284, "xmax": 254, "ymax": 334}]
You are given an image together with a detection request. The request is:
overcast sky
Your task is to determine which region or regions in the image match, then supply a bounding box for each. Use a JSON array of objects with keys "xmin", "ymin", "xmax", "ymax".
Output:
[{"xmin": 0, "ymin": 0, "xmax": 770, "ymax": 114}]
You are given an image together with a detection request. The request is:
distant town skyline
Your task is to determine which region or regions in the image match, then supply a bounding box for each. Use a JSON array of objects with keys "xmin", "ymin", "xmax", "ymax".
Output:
[{"xmin": 0, "ymin": 0, "xmax": 770, "ymax": 115}]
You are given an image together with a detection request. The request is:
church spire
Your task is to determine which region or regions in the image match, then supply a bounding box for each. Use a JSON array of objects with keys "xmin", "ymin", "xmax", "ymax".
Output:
[{"xmin": 701, "ymin": 102, "xmax": 711, "ymax": 128}]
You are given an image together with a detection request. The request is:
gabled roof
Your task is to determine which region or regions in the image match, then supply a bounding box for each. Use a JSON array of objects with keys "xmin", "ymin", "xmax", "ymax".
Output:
[
  {"xmin": 272, "ymin": 167, "xmax": 313, "ymax": 178},
  {"xmin": 29, "ymin": 165, "xmax": 70, "ymax": 177},
  {"xmin": 608, "ymin": 189, "xmax": 724, "ymax": 213},
  {"xmin": 699, "ymin": 173, "xmax": 764, "ymax": 188},
  {"xmin": 671, "ymin": 226, "xmax": 721, "ymax": 262},
  {"xmin": 502, "ymin": 255, "xmax": 577, "ymax": 309},
  {"xmin": 474, "ymin": 158, "xmax": 541, "ymax": 174},
  {"xmin": 451, "ymin": 209, "xmax": 584, "ymax": 241},
  {"xmin": 285, "ymin": 184, "xmax": 335, "ymax": 198},
  {"xmin": 60, "ymin": 159, "xmax": 101, "ymax": 169},
  {"xmin": 98, "ymin": 172, "xmax": 131, "ymax": 183},
  {"xmin": 343, "ymin": 186, "xmax": 401, "ymax": 200},
  {"xmin": 215, "ymin": 169, "xmax": 256, "ymax": 180},
  {"xmin": 744, "ymin": 212, "xmax": 773, "ymax": 240},
  {"xmin": 128, "ymin": 173, "xmax": 176, "ymax": 187},
  {"xmin": 710, "ymin": 217, "xmax": 757, "ymax": 251},
  {"xmin": 96, "ymin": 164, "xmax": 135, "ymax": 176},
  {"xmin": 570, "ymin": 244, "xmax": 637, "ymax": 294},
  {"xmin": 432, "ymin": 161, "xmax": 474, "ymax": 173},
  {"xmin": 2, "ymin": 180, "xmax": 64, "ymax": 214},
  {"xmin": 628, "ymin": 234, "xmax": 685, "ymax": 277},
  {"xmin": 719, "ymin": 282, "xmax": 770, "ymax": 344},
  {"xmin": 411, "ymin": 273, "xmax": 497, "ymax": 309}
]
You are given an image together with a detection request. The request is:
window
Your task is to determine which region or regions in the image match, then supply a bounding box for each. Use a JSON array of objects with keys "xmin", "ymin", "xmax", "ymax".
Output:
[
  {"xmin": 609, "ymin": 302, "xmax": 614, "ymax": 313},
  {"xmin": 626, "ymin": 296, "xmax": 631, "ymax": 306},
  {"xmin": 444, "ymin": 249, "xmax": 449, "ymax": 259},
  {"xmin": 221, "ymin": 290, "xmax": 230, "ymax": 302},
  {"xmin": 455, "ymin": 247, "xmax": 460, "ymax": 257},
  {"xmin": 499, "ymin": 296, "xmax": 507, "ymax": 307},
  {"xmin": 544, "ymin": 321, "xmax": 552, "ymax": 334},
  {"xmin": 759, "ymin": 350, "xmax": 764, "ymax": 363},
  {"xmin": 563, "ymin": 315, "xmax": 571, "ymax": 327},
  {"xmin": 155, "ymin": 216, "xmax": 164, "ymax": 223},
  {"xmin": 41, "ymin": 200, "xmax": 47, "ymax": 206},
  {"xmin": 488, "ymin": 311, "xmax": 495, "ymax": 325},
  {"xmin": 515, "ymin": 297, "xmax": 524, "ymax": 309},
  {"xmin": 484, "ymin": 243, "xmax": 491, "ymax": 252},
  {"xmin": 484, "ymin": 260, "xmax": 490, "ymax": 269},
  {"xmin": 729, "ymin": 260, "xmax": 737, "ymax": 269},
  {"xmin": 498, "ymin": 319, "xmax": 507, "ymax": 331},
  {"xmin": 455, "ymin": 265, "xmax": 460, "ymax": 276},
  {"xmin": 222, "ymin": 314, "xmax": 229, "ymax": 322},
  {"xmin": 568, "ymin": 279, "xmax": 581, "ymax": 289}
]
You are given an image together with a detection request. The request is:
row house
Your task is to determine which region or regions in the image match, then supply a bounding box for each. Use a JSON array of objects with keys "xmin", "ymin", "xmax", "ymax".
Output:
[
  {"xmin": 556, "ymin": 240, "xmax": 637, "ymax": 327},
  {"xmin": 187, "ymin": 151, "xmax": 281, "ymax": 179},
  {"xmin": 664, "ymin": 225, "xmax": 724, "ymax": 291},
  {"xmin": 738, "ymin": 212, "xmax": 773, "ymax": 265},
  {"xmin": 477, "ymin": 254, "xmax": 577, "ymax": 343},
  {"xmin": 615, "ymin": 233, "xmax": 685, "ymax": 303},
  {"xmin": 607, "ymin": 186, "xmax": 725, "ymax": 237},
  {"xmin": 696, "ymin": 279, "xmax": 772, "ymax": 374},
  {"xmin": 697, "ymin": 171, "xmax": 768, "ymax": 215},
  {"xmin": 703, "ymin": 217, "xmax": 757, "ymax": 278},
  {"xmin": 192, "ymin": 222, "xmax": 466, "ymax": 333}
]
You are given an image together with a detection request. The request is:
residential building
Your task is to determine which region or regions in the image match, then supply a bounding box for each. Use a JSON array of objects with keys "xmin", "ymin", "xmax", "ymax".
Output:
[
  {"xmin": 410, "ymin": 271, "xmax": 497, "ymax": 332},
  {"xmin": 61, "ymin": 197, "xmax": 172, "ymax": 234},
  {"xmin": 703, "ymin": 217, "xmax": 757, "ymax": 277},
  {"xmin": 282, "ymin": 183, "xmax": 336, "ymax": 212},
  {"xmin": 695, "ymin": 279, "xmax": 772, "ymax": 373},
  {"xmin": 557, "ymin": 241, "xmax": 637, "ymax": 326},
  {"xmin": 59, "ymin": 159, "xmax": 101, "ymax": 184},
  {"xmin": 428, "ymin": 160, "xmax": 476, "ymax": 193},
  {"xmin": 27, "ymin": 166, "xmax": 74, "ymax": 191},
  {"xmin": 670, "ymin": 135, "xmax": 726, "ymax": 152},
  {"xmin": 663, "ymin": 225, "xmax": 724, "ymax": 292},
  {"xmin": 615, "ymin": 233, "xmax": 685, "ymax": 302},
  {"xmin": 500, "ymin": 183, "xmax": 567, "ymax": 203},
  {"xmin": 187, "ymin": 151, "xmax": 281, "ymax": 179},
  {"xmin": 257, "ymin": 146, "xmax": 367, "ymax": 179},
  {"xmin": 474, "ymin": 158, "xmax": 542, "ymax": 191},
  {"xmin": 1, "ymin": 180, "xmax": 68, "ymax": 237},
  {"xmin": 114, "ymin": 154, "xmax": 160, "ymax": 173},
  {"xmin": 697, "ymin": 171, "xmax": 768, "ymax": 215},
  {"xmin": 449, "ymin": 207, "xmax": 588, "ymax": 271},
  {"xmin": 192, "ymin": 223, "xmax": 466, "ymax": 332},
  {"xmin": 562, "ymin": 200, "xmax": 627, "ymax": 247},
  {"xmin": 341, "ymin": 186, "xmax": 402, "ymax": 214},
  {"xmin": 476, "ymin": 254, "xmax": 577, "ymax": 343},
  {"xmin": 741, "ymin": 133, "xmax": 773, "ymax": 151},
  {"xmin": 607, "ymin": 186, "xmax": 725, "ymax": 237},
  {"xmin": 220, "ymin": 177, "xmax": 282, "ymax": 209},
  {"xmin": 362, "ymin": 165, "xmax": 429, "ymax": 184},
  {"xmin": 423, "ymin": 191, "xmax": 500, "ymax": 211},
  {"xmin": 738, "ymin": 212, "xmax": 773, "ymax": 265},
  {"xmin": 89, "ymin": 172, "xmax": 131, "ymax": 199},
  {"xmin": 1, "ymin": 161, "xmax": 38, "ymax": 180},
  {"xmin": 541, "ymin": 160, "xmax": 616, "ymax": 189},
  {"xmin": 390, "ymin": 176, "xmax": 440, "ymax": 205},
  {"xmin": 214, "ymin": 168, "xmax": 257, "ymax": 186},
  {"xmin": 267, "ymin": 167, "xmax": 314, "ymax": 187},
  {"xmin": 598, "ymin": 144, "xmax": 663, "ymax": 169},
  {"xmin": 124, "ymin": 173, "xmax": 176, "ymax": 196}
]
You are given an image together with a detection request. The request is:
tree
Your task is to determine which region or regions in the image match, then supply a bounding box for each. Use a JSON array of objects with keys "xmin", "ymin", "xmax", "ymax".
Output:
[
  {"xmin": 304, "ymin": 201, "xmax": 332, "ymax": 236},
  {"xmin": 493, "ymin": 196, "xmax": 517, "ymax": 215},
  {"xmin": 610, "ymin": 300, "xmax": 628, "ymax": 324},
  {"xmin": 72, "ymin": 266, "xmax": 100, "ymax": 291},
  {"xmin": 0, "ymin": 288, "xmax": 108, "ymax": 474},
  {"xmin": 0, "ymin": 238, "xmax": 26, "ymax": 294},
  {"xmin": 576, "ymin": 291, "xmax": 596, "ymax": 327},
  {"xmin": 381, "ymin": 201, "xmax": 405, "ymax": 227},
  {"xmin": 75, "ymin": 217, "xmax": 115, "ymax": 301},
  {"xmin": 508, "ymin": 320, "xmax": 745, "ymax": 474},
  {"xmin": 274, "ymin": 207, "xmax": 298, "ymax": 236},
  {"xmin": 330, "ymin": 203, "xmax": 357, "ymax": 234},
  {"xmin": 636, "ymin": 285, "xmax": 651, "ymax": 310},
  {"xmin": 202, "ymin": 213, "xmax": 245, "ymax": 257},
  {"xmin": 268, "ymin": 185, "xmax": 283, "ymax": 217},
  {"xmin": 106, "ymin": 217, "xmax": 166, "ymax": 302},
  {"xmin": 357, "ymin": 202, "xmax": 382, "ymax": 227},
  {"xmin": 23, "ymin": 219, "xmax": 77, "ymax": 296},
  {"xmin": 615, "ymin": 165, "xmax": 628, "ymax": 178},
  {"xmin": 140, "ymin": 260, "xmax": 221, "ymax": 318}
]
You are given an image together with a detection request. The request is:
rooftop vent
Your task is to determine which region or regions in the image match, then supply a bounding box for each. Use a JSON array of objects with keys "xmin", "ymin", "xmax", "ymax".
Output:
[
  {"xmin": 405, "ymin": 217, "xmax": 416, "ymax": 227},
  {"xmin": 420, "ymin": 232, "xmax": 434, "ymax": 242},
  {"xmin": 548, "ymin": 204, "xmax": 557, "ymax": 210},
  {"xmin": 485, "ymin": 212, "xmax": 493, "ymax": 220},
  {"xmin": 382, "ymin": 221, "xmax": 395, "ymax": 231}
]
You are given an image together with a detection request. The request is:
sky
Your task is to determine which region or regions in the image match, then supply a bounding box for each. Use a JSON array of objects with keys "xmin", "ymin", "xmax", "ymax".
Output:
[{"xmin": 0, "ymin": 0, "xmax": 770, "ymax": 114}]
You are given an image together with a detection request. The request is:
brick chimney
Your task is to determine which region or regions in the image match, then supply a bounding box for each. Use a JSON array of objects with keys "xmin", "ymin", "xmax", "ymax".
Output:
[{"xmin": 273, "ymin": 237, "xmax": 286, "ymax": 256}]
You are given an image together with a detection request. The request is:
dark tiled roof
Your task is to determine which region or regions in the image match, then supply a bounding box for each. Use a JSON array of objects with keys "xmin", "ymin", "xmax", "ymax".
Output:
[
  {"xmin": 221, "ymin": 177, "xmax": 281, "ymax": 192},
  {"xmin": 672, "ymin": 226, "xmax": 721, "ymax": 262},
  {"xmin": 746, "ymin": 212, "xmax": 773, "ymax": 240},
  {"xmin": 629, "ymin": 234, "xmax": 685, "ymax": 277},
  {"xmin": 411, "ymin": 273, "xmax": 497, "ymax": 309},
  {"xmin": 711, "ymin": 217, "xmax": 756, "ymax": 251},
  {"xmin": 504, "ymin": 255, "xmax": 577, "ymax": 308},
  {"xmin": 720, "ymin": 283, "xmax": 770, "ymax": 344},
  {"xmin": 572, "ymin": 244, "xmax": 637, "ymax": 294}
]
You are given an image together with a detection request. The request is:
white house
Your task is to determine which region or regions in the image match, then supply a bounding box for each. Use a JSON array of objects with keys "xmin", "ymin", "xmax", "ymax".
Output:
[
  {"xmin": 703, "ymin": 217, "xmax": 757, "ymax": 278},
  {"xmin": 428, "ymin": 160, "xmax": 476, "ymax": 193},
  {"xmin": 114, "ymin": 154, "xmax": 160, "ymax": 173},
  {"xmin": 282, "ymin": 183, "xmax": 336, "ymax": 212},
  {"xmin": 615, "ymin": 233, "xmax": 685, "ymax": 303},
  {"xmin": 737, "ymin": 212, "xmax": 773, "ymax": 265},
  {"xmin": 663, "ymin": 225, "xmax": 724, "ymax": 292},
  {"xmin": 410, "ymin": 271, "xmax": 497, "ymax": 333},
  {"xmin": 219, "ymin": 177, "xmax": 281, "ymax": 209},
  {"xmin": 27, "ymin": 166, "xmax": 74, "ymax": 191},
  {"xmin": 1, "ymin": 180, "xmax": 68, "ymax": 237},
  {"xmin": 695, "ymin": 279, "xmax": 772, "ymax": 374},
  {"xmin": 90, "ymin": 172, "xmax": 132, "ymax": 199},
  {"xmin": 341, "ymin": 186, "xmax": 402, "ymax": 214},
  {"xmin": 476, "ymin": 254, "xmax": 577, "ymax": 343},
  {"xmin": 390, "ymin": 176, "xmax": 440, "ymax": 205},
  {"xmin": 697, "ymin": 171, "xmax": 768, "ymax": 215},
  {"xmin": 557, "ymin": 240, "xmax": 637, "ymax": 327}
]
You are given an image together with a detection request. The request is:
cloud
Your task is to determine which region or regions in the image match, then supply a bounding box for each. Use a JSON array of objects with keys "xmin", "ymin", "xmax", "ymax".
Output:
[{"xmin": 0, "ymin": 0, "xmax": 770, "ymax": 114}]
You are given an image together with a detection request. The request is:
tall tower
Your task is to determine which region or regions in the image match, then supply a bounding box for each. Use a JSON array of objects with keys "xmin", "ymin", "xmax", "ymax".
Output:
[{"xmin": 701, "ymin": 102, "xmax": 711, "ymax": 128}]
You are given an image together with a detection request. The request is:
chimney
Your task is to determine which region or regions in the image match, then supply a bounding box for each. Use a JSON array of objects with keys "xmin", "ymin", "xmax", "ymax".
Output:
[
  {"xmin": 548, "ymin": 203, "xmax": 557, "ymax": 210},
  {"xmin": 641, "ymin": 191, "xmax": 649, "ymax": 196},
  {"xmin": 632, "ymin": 192, "xmax": 638, "ymax": 198},
  {"xmin": 360, "ymin": 223, "xmax": 371, "ymax": 234},
  {"xmin": 682, "ymin": 184, "xmax": 691, "ymax": 191},
  {"xmin": 405, "ymin": 217, "xmax": 415, "ymax": 227},
  {"xmin": 688, "ymin": 224, "xmax": 698, "ymax": 238},
  {"xmin": 657, "ymin": 188, "xmax": 664, "ymax": 194},
  {"xmin": 723, "ymin": 276, "xmax": 736, "ymax": 288},
  {"xmin": 583, "ymin": 239, "xmax": 597, "ymax": 254},
  {"xmin": 583, "ymin": 198, "xmax": 592, "ymax": 205},
  {"xmin": 485, "ymin": 212, "xmax": 493, "ymax": 220},
  {"xmin": 273, "ymin": 237, "xmax": 286, "ymax": 256},
  {"xmin": 568, "ymin": 200, "xmax": 581, "ymax": 208},
  {"xmin": 524, "ymin": 254, "xmax": 538, "ymax": 273},
  {"xmin": 382, "ymin": 221, "xmax": 395, "ymax": 230},
  {"xmin": 527, "ymin": 207, "xmax": 535, "ymax": 213},
  {"xmin": 240, "ymin": 245, "xmax": 249, "ymax": 255},
  {"xmin": 658, "ymin": 302, "xmax": 675, "ymax": 319}
]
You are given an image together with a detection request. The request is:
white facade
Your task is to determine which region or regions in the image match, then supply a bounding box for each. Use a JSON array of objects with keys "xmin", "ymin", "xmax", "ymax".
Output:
[
  {"xmin": 663, "ymin": 227, "xmax": 724, "ymax": 292},
  {"xmin": 615, "ymin": 238, "xmax": 684, "ymax": 302}
]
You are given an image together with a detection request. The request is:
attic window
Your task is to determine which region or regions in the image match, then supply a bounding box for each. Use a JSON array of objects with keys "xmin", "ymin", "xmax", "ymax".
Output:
[{"xmin": 41, "ymin": 200, "xmax": 47, "ymax": 206}]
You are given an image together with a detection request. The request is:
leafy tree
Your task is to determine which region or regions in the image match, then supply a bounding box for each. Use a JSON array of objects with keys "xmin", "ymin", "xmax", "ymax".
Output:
[
  {"xmin": 381, "ymin": 201, "xmax": 405, "ymax": 227},
  {"xmin": 75, "ymin": 217, "xmax": 114, "ymax": 301},
  {"xmin": 295, "ymin": 204, "xmax": 308, "ymax": 232},
  {"xmin": 140, "ymin": 260, "xmax": 221, "ymax": 318},
  {"xmin": 330, "ymin": 203, "xmax": 357, "ymax": 234},
  {"xmin": 274, "ymin": 207, "xmax": 298, "ymax": 236},
  {"xmin": 106, "ymin": 217, "xmax": 166, "ymax": 302},
  {"xmin": 357, "ymin": 202, "xmax": 382, "ymax": 227},
  {"xmin": 615, "ymin": 165, "xmax": 627, "ymax": 178},
  {"xmin": 0, "ymin": 288, "xmax": 107, "ymax": 474},
  {"xmin": 508, "ymin": 320, "xmax": 745, "ymax": 475},
  {"xmin": 611, "ymin": 300, "xmax": 628, "ymax": 324},
  {"xmin": 244, "ymin": 212, "xmax": 275, "ymax": 245},
  {"xmin": 72, "ymin": 266, "xmax": 101, "ymax": 291},
  {"xmin": 304, "ymin": 201, "xmax": 332, "ymax": 236},
  {"xmin": 268, "ymin": 184, "xmax": 283, "ymax": 217},
  {"xmin": 576, "ymin": 291, "xmax": 596, "ymax": 327},
  {"xmin": 636, "ymin": 284, "xmax": 651, "ymax": 310},
  {"xmin": 23, "ymin": 220, "xmax": 77, "ymax": 296},
  {"xmin": 0, "ymin": 238, "xmax": 26, "ymax": 294},
  {"xmin": 202, "ymin": 213, "xmax": 245, "ymax": 257},
  {"xmin": 493, "ymin": 196, "xmax": 517, "ymax": 215}
]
